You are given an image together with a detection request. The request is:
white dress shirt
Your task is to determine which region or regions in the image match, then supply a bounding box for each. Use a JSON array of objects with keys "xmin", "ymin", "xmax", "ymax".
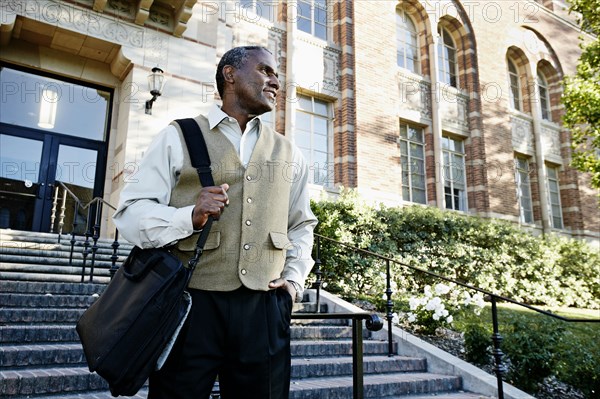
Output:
[{"xmin": 113, "ymin": 104, "xmax": 317, "ymax": 287}]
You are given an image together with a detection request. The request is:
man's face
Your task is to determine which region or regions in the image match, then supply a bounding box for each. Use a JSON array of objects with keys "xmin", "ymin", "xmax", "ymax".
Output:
[{"xmin": 231, "ymin": 49, "xmax": 280, "ymax": 116}]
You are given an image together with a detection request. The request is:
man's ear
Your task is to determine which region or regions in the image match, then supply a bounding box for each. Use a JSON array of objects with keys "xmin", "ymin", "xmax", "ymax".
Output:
[{"xmin": 223, "ymin": 65, "xmax": 235, "ymax": 83}]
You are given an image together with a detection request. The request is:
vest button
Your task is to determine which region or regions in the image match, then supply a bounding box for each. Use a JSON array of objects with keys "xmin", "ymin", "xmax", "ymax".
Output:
[
  {"xmin": 245, "ymin": 220, "xmax": 252, "ymax": 226},
  {"xmin": 243, "ymin": 244, "xmax": 250, "ymax": 250},
  {"xmin": 241, "ymin": 269, "xmax": 247, "ymax": 275},
  {"xmin": 246, "ymin": 175, "xmax": 253, "ymax": 181},
  {"xmin": 247, "ymin": 197, "xmax": 253, "ymax": 203}
]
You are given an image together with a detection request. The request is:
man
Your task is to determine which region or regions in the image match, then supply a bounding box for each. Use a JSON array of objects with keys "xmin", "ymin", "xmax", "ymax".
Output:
[{"xmin": 113, "ymin": 46, "xmax": 317, "ymax": 399}]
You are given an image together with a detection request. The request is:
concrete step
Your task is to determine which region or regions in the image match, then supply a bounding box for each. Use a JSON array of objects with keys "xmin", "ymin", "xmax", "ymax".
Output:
[
  {"xmin": 0, "ymin": 366, "xmax": 108, "ymax": 397},
  {"xmin": 1, "ymin": 368, "xmax": 459, "ymax": 398},
  {"xmin": 1, "ymin": 325, "xmax": 79, "ymax": 344},
  {"xmin": 0, "ymin": 257, "xmax": 118, "ymax": 270},
  {"xmin": 0, "ymin": 229, "xmax": 131, "ymax": 248},
  {"xmin": 0, "ymin": 280, "xmax": 106, "ymax": 295},
  {"xmin": 0, "ymin": 242, "xmax": 130, "ymax": 258},
  {"xmin": 1, "ymin": 344, "xmax": 85, "ymax": 368},
  {"xmin": 0, "ymin": 293, "xmax": 99, "ymax": 308},
  {"xmin": 0, "ymin": 307, "xmax": 85, "ymax": 324},
  {"xmin": 289, "ymin": 373, "xmax": 462, "ymax": 398},
  {"xmin": 291, "ymin": 340, "xmax": 397, "ymax": 357},
  {"xmin": 384, "ymin": 393, "xmax": 493, "ymax": 399},
  {"xmin": 291, "ymin": 355, "xmax": 427, "ymax": 378}
]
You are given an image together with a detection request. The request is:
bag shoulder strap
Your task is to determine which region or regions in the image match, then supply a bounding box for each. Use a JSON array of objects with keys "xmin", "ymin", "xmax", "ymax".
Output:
[
  {"xmin": 175, "ymin": 118, "xmax": 214, "ymax": 187},
  {"xmin": 173, "ymin": 118, "xmax": 215, "ymax": 270}
]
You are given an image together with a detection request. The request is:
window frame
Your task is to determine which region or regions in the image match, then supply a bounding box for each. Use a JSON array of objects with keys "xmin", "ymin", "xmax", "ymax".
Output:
[
  {"xmin": 295, "ymin": 94, "xmax": 333, "ymax": 187},
  {"xmin": 442, "ymin": 135, "xmax": 467, "ymax": 211},
  {"xmin": 396, "ymin": 8, "xmax": 420, "ymax": 74},
  {"xmin": 399, "ymin": 122, "xmax": 427, "ymax": 204},
  {"xmin": 508, "ymin": 58, "xmax": 522, "ymax": 111},
  {"xmin": 297, "ymin": 0, "xmax": 328, "ymax": 41},
  {"xmin": 514, "ymin": 156, "xmax": 533, "ymax": 224},
  {"xmin": 546, "ymin": 165, "xmax": 563, "ymax": 229},
  {"xmin": 437, "ymin": 27, "xmax": 458, "ymax": 88},
  {"xmin": 537, "ymin": 70, "xmax": 551, "ymax": 121}
]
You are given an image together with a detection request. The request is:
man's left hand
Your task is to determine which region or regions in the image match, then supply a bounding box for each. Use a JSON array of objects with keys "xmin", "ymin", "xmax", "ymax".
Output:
[{"xmin": 269, "ymin": 278, "xmax": 296, "ymax": 303}]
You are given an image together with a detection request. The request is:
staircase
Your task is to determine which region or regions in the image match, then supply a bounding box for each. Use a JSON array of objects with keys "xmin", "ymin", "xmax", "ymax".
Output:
[{"xmin": 1, "ymin": 229, "xmax": 491, "ymax": 399}]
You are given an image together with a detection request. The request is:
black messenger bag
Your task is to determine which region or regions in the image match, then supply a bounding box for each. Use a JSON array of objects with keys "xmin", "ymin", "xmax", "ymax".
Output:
[{"xmin": 76, "ymin": 118, "xmax": 214, "ymax": 397}]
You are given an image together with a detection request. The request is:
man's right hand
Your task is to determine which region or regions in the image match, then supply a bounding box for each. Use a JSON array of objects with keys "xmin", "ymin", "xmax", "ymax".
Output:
[{"xmin": 192, "ymin": 183, "xmax": 230, "ymax": 229}]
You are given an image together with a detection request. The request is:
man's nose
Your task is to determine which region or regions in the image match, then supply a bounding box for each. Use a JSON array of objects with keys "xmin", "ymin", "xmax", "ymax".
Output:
[{"xmin": 269, "ymin": 75, "xmax": 280, "ymax": 91}]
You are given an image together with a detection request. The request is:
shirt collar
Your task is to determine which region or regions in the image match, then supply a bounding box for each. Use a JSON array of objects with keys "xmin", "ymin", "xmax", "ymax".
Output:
[{"xmin": 208, "ymin": 104, "xmax": 261, "ymax": 132}]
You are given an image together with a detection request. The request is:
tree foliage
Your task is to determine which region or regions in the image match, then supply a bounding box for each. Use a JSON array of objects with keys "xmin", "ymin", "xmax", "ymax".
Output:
[{"xmin": 562, "ymin": 0, "xmax": 600, "ymax": 189}]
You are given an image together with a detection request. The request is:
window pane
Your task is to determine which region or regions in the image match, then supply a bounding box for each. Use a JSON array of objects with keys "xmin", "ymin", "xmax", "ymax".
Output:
[
  {"xmin": 295, "ymin": 130, "xmax": 311, "ymax": 150},
  {"xmin": 314, "ymin": 132, "xmax": 328, "ymax": 150},
  {"xmin": 298, "ymin": 17, "xmax": 311, "ymax": 34},
  {"xmin": 0, "ymin": 68, "xmax": 110, "ymax": 140},
  {"xmin": 315, "ymin": 24, "xmax": 327, "ymax": 40},
  {"xmin": 0, "ymin": 134, "xmax": 43, "ymax": 182},
  {"xmin": 314, "ymin": 99, "xmax": 328, "ymax": 115},
  {"xmin": 298, "ymin": 96, "xmax": 312, "ymax": 111},
  {"xmin": 410, "ymin": 142, "xmax": 424, "ymax": 158},
  {"xmin": 297, "ymin": 112, "xmax": 311, "ymax": 130}
]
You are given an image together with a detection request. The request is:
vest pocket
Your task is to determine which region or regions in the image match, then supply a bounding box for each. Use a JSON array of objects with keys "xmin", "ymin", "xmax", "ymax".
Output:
[
  {"xmin": 269, "ymin": 231, "xmax": 291, "ymax": 249},
  {"xmin": 176, "ymin": 231, "xmax": 221, "ymax": 252}
]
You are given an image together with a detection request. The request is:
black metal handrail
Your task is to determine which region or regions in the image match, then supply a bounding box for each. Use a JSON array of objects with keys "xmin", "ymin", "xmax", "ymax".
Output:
[
  {"xmin": 54, "ymin": 189, "xmax": 120, "ymax": 282},
  {"xmin": 311, "ymin": 233, "xmax": 599, "ymax": 399}
]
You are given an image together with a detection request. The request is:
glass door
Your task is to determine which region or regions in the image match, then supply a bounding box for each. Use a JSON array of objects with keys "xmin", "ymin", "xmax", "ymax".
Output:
[
  {"xmin": 0, "ymin": 65, "xmax": 111, "ymax": 234},
  {"xmin": 0, "ymin": 134, "xmax": 45, "ymax": 230},
  {"xmin": 0, "ymin": 128, "xmax": 105, "ymax": 233}
]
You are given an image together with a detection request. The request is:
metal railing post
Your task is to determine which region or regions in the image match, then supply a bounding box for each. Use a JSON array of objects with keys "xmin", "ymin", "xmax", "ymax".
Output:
[
  {"xmin": 69, "ymin": 201, "xmax": 79, "ymax": 266},
  {"xmin": 110, "ymin": 229, "xmax": 120, "ymax": 279},
  {"xmin": 352, "ymin": 318, "xmax": 364, "ymax": 399},
  {"xmin": 88, "ymin": 201, "xmax": 102, "ymax": 282},
  {"xmin": 385, "ymin": 258, "xmax": 394, "ymax": 357},
  {"xmin": 312, "ymin": 235, "xmax": 323, "ymax": 313},
  {"xmin": 491, "ymin": 296, "xmax": 506, "ymax": 399}
]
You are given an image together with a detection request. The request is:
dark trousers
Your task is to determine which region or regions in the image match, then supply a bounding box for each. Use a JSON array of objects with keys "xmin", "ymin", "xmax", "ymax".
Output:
[{"xmin": 148, "ymin": 286, "xmax": 293, "ymax": 399}]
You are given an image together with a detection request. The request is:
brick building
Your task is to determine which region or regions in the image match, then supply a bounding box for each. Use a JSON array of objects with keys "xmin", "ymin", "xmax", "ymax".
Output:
[{"xmin": 0, "ymin": 0, "xmax": 598, "ymax": 243}]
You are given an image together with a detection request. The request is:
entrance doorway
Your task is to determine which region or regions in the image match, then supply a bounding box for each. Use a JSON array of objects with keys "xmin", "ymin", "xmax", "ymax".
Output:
[{"xmin": 0, "ymin": 66, "xmax": 111, "ymax": 233}]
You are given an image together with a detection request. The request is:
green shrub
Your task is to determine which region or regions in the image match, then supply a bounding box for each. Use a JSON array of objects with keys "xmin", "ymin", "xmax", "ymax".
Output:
[
  {"xmin": 310, "ymin": 188, "xmax": 600, "ymax": 309},
  {"xmin": 464, "ymin": 323, "xmax": 491, "ymax": 366},
  {"xmin": 501, "ymin": 317, "xmax": 565, "ymax": 392}
]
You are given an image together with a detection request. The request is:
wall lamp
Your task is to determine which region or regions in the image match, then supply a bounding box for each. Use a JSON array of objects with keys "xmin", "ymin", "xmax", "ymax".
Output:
[{"xmin": 145, "ymin": 67, "xmax": 166, "ymax": 115}]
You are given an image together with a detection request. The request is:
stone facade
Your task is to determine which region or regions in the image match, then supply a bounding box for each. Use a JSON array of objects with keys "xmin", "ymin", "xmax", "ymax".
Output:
[{"xmin": 0, "ymin": 0, "xmax": 597, "ymax": 243}]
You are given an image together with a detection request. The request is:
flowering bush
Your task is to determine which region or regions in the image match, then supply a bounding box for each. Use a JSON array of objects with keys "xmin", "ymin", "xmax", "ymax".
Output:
[{"xmin": 398, "ymin": 283, "xmax": 485, "ymax": 335}]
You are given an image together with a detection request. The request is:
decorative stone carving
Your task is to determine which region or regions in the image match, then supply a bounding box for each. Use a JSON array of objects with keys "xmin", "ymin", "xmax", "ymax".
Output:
[
  {"xmin": 541, "ymin": 124, "xmax": 561, "ymax": 157},
  {"xmin": 323, "ymin": 46, "xmax": 341, "ymax": 93},
  {"xmin": 511, "ymin": 114, "xmax": 534, "ymax": 153}
]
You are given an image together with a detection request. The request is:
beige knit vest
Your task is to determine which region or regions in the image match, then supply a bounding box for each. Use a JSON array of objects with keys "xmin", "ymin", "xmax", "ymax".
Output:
[{"xmin": 168, "ymin": 115, "xmax": 294, "ymax": 291}]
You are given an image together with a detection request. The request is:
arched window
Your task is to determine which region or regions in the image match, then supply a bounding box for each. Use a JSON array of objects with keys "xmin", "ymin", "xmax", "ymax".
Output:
[
  {"xmin": 437, "ymin": 27, "xmax": 458, "ymax": 87},
  {"xmin": 508, "ymin": 59, "xmax": 522, "ymax": 111},
  {"xmin": 537, "ymin": 70, "xmax": 551, "ymax": 120},
  {"xmin": 396, "ymin": 9, "xmax": 419, "ymax": 73}
]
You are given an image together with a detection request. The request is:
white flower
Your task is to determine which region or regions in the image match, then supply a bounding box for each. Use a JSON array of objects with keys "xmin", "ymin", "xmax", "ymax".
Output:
[
  {"xmin": 425, "ymin": 297, "xmax": 442, "ymax": 311},
  {"xmin": 435, "ymin": 283, "xmax": 451, "ymax": 295},
  {"xmin": 408, "ymin": 296, "xmax": 420, "ymax": 310},
  {"xmin": 407, "ymin": 312, "xmax": 417, "ymax": 323},
  {"xmin": 391, "ymin": 313, "xmax": 400, "ymax": 324},
  {"xmin": 424, "ymin": 285, "xmax": 432, "ymax": 297},
  {"xmin": 432, "ymin": 312, "xmax": 440, "ymax": 321},
  {"xmin": 446, "ymin": 315, "xmax": 454, "ymax": 323}
]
